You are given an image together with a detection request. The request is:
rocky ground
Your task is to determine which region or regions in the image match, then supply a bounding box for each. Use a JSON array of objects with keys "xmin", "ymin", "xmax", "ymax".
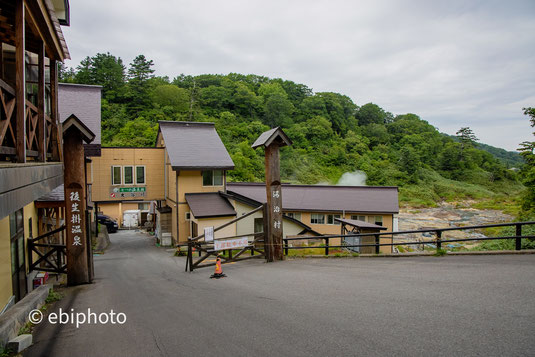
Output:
[{"xmin": 396, "ymin": 202, "xmax": 514, "ymax": 250}]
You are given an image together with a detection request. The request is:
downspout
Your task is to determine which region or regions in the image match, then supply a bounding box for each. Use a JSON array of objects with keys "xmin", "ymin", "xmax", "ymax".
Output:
[{"xmin": 175, "ymin": 171, "xmax": 179, "ymax": 245}]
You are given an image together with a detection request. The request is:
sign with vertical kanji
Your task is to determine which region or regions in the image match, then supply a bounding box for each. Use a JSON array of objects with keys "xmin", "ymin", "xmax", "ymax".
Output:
[{"xmin": 66, "ymin": 187, "xmax": 84, "ymax": 249}]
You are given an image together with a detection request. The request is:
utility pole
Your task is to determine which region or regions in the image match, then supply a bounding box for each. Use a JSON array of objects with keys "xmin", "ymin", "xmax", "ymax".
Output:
[{"xmin": 252, "ymin": 127, "xmax": 292, "ymax": 261}]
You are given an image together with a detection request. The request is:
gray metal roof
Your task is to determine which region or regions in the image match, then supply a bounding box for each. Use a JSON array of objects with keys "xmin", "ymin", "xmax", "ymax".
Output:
[
  {"xmin": 37, "ymin": 184, "xmax": 64, "ymax": 202},
  {"xmin": 185, "ymin": 192, "xmax": 237, "ymax": 218},
  {"xmin": 227, "ymin": 183, "xmax": 399, "ymax": 214},
  {"xmin": 59, "ymin": 83, "xmax": 102, "ymax": 144},
  {"xmin": 158, "ymin": 121, "xmax": 234, "ymax": 170},
  {"xmin": 251, "ymin": 127, "xmax": 293, "ymax": 149},
  {"xmin": 335, "ymin": 218, "xmax": 387, "ymax": 230}
]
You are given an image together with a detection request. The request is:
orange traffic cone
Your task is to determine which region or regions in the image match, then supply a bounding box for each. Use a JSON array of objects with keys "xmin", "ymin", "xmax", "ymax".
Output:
[{"xmin": 210, "ymin": 256, "xmax": 226, "ymax": 279}]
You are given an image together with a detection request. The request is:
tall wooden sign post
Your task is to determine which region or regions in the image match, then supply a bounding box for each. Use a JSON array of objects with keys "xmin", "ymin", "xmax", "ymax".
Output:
[
  {"xmin": 62, "ymin": 115, "xmax": 95, "ymax": 285},
  {"xmin": 252, "ymin": 127, "xmax": 292, "ymax": 262}
]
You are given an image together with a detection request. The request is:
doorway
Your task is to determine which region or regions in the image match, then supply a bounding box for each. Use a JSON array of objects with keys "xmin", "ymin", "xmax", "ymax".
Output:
[{"xmin": 10, "ymin": 208, "xmax": 27, "ymax": 302}]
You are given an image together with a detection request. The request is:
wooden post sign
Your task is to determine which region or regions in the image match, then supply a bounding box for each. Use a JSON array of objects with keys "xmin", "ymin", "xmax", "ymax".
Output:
[
  {"xmin": 252, "ymin": 127, "xmax": 292, "ymax": 262},
  {"xmin": 62, "ymin": 115, "xmax": 95, "ymax": 285}
]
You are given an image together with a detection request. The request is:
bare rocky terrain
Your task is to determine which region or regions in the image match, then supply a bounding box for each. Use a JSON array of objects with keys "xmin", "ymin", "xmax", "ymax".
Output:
[{"xmin": 396, "ymin": 202, "xmax": 514, "ymax": 249}]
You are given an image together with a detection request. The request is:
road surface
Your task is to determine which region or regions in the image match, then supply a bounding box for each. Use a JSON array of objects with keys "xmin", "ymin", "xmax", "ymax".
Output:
[{"xmin": 25, "ymin": 230, "xmax": 535, "ymax": 356}]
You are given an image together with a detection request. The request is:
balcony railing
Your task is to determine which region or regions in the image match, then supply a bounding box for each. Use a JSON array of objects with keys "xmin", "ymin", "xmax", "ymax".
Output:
[{"xmin": 0, "ymin": 78, "xmax": 60, "ymax": 162}]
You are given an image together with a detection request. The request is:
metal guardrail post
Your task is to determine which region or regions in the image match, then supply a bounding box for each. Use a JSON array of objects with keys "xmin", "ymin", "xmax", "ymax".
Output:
[
  {"xmin": 284, "ymin": 239, "xmax": 288, "ymax": 256},
  {"xmin": 375, "ymin": 235, "xmax": 380, "ymax": 254},
  {"xmin": 516, "ymin": 224, "xmax": 522, "ymax": 250},
  {"xmin": 436, "ymin": 231, "xmax": 442, "ymax": 252},
  {"xmin": 325, "ymin": 238, "xmax": 329, "ymax": 256}
]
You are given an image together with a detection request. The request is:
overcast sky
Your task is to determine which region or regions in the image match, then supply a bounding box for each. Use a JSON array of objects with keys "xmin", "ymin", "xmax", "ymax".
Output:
[{"xmin": 62, "ymin": 0, "xmax": 535, "ymax": 151}]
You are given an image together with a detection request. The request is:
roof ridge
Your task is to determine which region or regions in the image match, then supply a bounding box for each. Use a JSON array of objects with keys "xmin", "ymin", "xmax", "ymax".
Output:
[{"xmin": 158, "ymin": 120, "xmax": 215, "ymax": 126}]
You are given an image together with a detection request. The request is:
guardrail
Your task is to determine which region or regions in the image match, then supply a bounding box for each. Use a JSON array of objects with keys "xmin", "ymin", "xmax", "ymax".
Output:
[{"xmin": 283, "ymin": 221, "xmax": 535, "ymax": 256}]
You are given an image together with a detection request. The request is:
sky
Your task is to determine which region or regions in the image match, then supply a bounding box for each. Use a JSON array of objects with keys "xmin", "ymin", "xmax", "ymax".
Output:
[{"xmin": 61, "ymin": 0, "xmax": 535, "ymax": 151}]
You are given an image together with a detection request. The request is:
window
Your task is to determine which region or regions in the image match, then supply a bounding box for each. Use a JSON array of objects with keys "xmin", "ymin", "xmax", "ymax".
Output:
[
  {"xmin": 136, "ymin": 166, "xmax": 145, "ymax": 185},
  {"xmin": 311, "ymin": 214, "xmax": 325, "ymax": 225},
  {"xmin": 202, "ymin": 170, "xmax": 224, "ymax": 186},
  {"xmin": 111, "ymin": 166, "xmax": 121, "ymax": 185},
  {"xmin": 286, "ymin": 212, "xmax": 301, "ymax": 221},
  {"xmin": 374, "ymin": 216, "xmax": 383, "ymax": 226},
  {"xmin": 254, "ymin": 218, "xmax": 264, "ymax": 233},
  {"xmin": 185, "ymin": 212, "xmax": 191, "ymax": 221},
  {"xmin": 327, "ymin": 214, "xmax": 341, "ymax": 225},
  {"xmin": 124, "ymin": 166, "xmax": 134, "ymax": 185},
  {"xmin": 351, "ymin": 215, "xmax": 366, "ymax": 222},
  {"xmin": 138, "ymin": 203, "xmax": 149, "ymax": 210}
]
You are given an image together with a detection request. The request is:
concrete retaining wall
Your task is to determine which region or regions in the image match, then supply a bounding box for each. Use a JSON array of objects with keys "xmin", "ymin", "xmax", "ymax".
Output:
[{"xmin": 0, "ymin": 285, "xmax": 51, "ymax": 348}]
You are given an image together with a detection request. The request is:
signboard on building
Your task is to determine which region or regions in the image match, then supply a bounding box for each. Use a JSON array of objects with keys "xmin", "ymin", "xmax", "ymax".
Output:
[
  {"xmin": 204, "ymin": 226, "xmax": 214, "ymax": 242},
  {"xmin": 109, "ymin": 186, "xmax": 146, "ymax": 198},
  {"xmin": 214, "ymin": 237, "xmax": 248, "ymax": 251}
]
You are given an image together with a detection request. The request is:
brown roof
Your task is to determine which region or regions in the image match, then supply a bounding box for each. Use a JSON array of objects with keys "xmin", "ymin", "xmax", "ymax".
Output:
[
  {"xmin": 335, "ymin": 218, "xmax": 387, "ymax": 230},
  {"xmin": 158, "ymin": 121, "xmax": 234, "ymax": 170},
  {"xmin": 227, "ymin": 183, "xmax": 399, "ymax": 214},
  {"xmin": 185, "ymin": 193, "xmax": 236, "ymax": 218}
]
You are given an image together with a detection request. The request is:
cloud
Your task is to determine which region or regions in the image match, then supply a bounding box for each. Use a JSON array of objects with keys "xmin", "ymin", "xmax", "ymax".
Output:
[{"xmin": 62, "ymin": 0, "xmax": 535, "ymax": 150}]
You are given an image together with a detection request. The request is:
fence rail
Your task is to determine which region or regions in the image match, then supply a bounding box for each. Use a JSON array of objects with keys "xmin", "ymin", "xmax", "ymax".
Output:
[
  {"xmin": 28, "ymin": 225, "xmax": 67, "ymax": 274},
  {"xmin": 283, "ymin": 221, "xmax": 535, "ymax": 256}
]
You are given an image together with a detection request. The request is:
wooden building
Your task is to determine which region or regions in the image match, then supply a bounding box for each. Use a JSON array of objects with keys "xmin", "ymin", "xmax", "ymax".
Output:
[{"xmin": 0, "ymin": 0, "xmax": 70, "ymax": 314}]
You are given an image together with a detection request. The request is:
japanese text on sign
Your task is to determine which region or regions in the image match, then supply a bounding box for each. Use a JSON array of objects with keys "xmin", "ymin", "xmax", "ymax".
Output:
[
  {"xmin": 214, "ymin": 237, "xmax": 248, "ymax": 251},
  {"xmin": 67, "ymin": 189, "xmax": 83, "ymax": 247}
]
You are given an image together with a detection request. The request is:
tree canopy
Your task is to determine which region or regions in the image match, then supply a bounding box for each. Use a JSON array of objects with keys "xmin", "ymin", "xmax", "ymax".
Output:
[{"xmin": 60, "ymin": 52, "xmax": 525, "ymax": 206}]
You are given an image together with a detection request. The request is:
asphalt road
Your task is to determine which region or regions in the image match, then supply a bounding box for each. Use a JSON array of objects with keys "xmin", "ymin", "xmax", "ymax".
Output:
[{"xmin": 25, "ymin": 230, "xmax": 535, "ymax": 357}]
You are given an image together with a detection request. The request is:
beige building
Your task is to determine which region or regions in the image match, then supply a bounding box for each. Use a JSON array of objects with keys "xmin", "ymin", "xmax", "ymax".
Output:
[{"xmin": 87, "ymin": 121, "xmax": 399, "ymax": 250}]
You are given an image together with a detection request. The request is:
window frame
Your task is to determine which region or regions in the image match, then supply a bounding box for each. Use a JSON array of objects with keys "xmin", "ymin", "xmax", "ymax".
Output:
[
  {"xmin": 310, "ymin": 213, "xmax": 325, "ymax": 225},
  {"xmin": 202, "ymin": 170, "xmax": 224, "ymax": 187},
  {"xmin": 111, "ymin": 166, "xmax": 122, "ymax": 185},
  {"xmin": 135, "ymin": 165, "xmax": 146, "ymax": 185},
  {"xmin": 351, "ymin": 215, "xmax": 366, "ymax": 222},
  {"xmin": 286, "ymin": 212, "xmax": 301, "ymax": 221},
  {"xmin": 123, "ymin": 165, "xmax": 134, "ymax": 185},
  {"xmin": 327, "ymin": 214, "xmax": 341, "ymax": 225}
]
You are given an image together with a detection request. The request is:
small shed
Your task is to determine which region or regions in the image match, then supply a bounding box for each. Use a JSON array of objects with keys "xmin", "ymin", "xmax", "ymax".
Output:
[{"xmin": 335, "ymin": 218, "xmax": 387, "ymax": 254}]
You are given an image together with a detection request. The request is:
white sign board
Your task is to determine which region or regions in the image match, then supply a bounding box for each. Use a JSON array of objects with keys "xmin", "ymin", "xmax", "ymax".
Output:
[
  {"xmin": 204, "ymin": 227, "xmax": 214, "ymax": 242},
  {"xmin": 214, "ymin": 237, "xmax": 249, "ymax": 251}
]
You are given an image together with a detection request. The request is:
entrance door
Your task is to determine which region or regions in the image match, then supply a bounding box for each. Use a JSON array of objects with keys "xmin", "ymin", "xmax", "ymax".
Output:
[{"xmin": 10, "ymin": 209, "xmax": 27, "ymax": 302}]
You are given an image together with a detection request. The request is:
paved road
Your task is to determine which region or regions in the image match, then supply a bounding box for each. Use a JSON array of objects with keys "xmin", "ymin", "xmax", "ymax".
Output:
[{"xmin": 25, "ymin": 230, "xmax": 535, "ymax": 356}]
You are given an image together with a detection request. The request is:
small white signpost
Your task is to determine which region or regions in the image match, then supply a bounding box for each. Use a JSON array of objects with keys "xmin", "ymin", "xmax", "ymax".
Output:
[{"xmin": 204, "ymin": 226, "xmax": 214, "ymax": 242}]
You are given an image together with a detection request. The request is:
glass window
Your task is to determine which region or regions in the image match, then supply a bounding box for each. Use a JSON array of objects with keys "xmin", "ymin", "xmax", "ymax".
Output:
[
  {"xmin": 202, "ymin": 170, "xmax": 213, "ymax": 186},
  {"xmin": 286, "ymin": 212, "xmax": 301, "ymax": 221},
  {"xmin": 254, "ymin": 218, "xmax": 264, "ymax": 233},
  {"xmin": 311, "ymin": 214, "xmax": 325, "ymax": 225},
  {"xmin": 138, "ymin": 203, "xmax": 149, "ymax": 210},
  {"xmin": 327, "ymin": 214, "xmax": 341, "ymax": 225},
  {"xmin": 136, "ymin": 166, "xmax": 145, "ymax": 184},
  {"xmin": 374, "ymin": 216, "xmax": 383, "ymax": 226},
  {"xmin": 112, "ymin": 166, "xmax": 121, "ymax": 185},
  {"xmin": 202, "ymin": 170, "xmax": 224, "ymax": 186},
  {"xmin": 124, "ymin": 166, "xmax": 133, "ymax": 185},
  {"xmin": 351, "ymin": 215, "xmax": 366, "ymax": 222},
  {"xmin": 213, "ymin": 170, "xmax": 223, "ymax": 186}
]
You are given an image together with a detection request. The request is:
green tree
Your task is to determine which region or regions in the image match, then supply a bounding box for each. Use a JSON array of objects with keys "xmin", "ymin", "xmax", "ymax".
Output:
[
  {"xmin": 73, "ymin": 53, "xmax": 126, "ymax": 100},
  {"xmin": 456, "ymin": 127, "xmax": 479, "ymax": 161},
  {"xmin": 126, "ymin": 55, "xmax": 155, "ymax": 115},
  {"xmin": 356, "ymin": 103, "xmax": 393, "ymax": 126},
  {"xmin": 518, "ymin": 107, "xmax": 535, "ymax": 213}
]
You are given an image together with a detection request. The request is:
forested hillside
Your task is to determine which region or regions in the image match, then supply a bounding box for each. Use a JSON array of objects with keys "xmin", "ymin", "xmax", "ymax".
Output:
[{"xmin": 60, "ymin": 53, "xmax": 525, "ymax": 206}]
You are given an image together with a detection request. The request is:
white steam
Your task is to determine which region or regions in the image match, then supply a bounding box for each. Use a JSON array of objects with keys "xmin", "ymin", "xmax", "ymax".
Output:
[{"xmin": 336, "ymin": 170, "xmax": 367, "ymax": 186}]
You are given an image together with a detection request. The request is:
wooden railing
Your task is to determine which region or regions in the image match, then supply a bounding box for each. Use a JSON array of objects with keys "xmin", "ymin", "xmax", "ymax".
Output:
[
  {"xmin": 0, "ymin": 79, "xmax": 60, "ymax": 161},
  {"xmin": 283, "ymin": 221, "xmax": 535, "ymax": 256},
  {"xmin": 28, "ymin": 225, "xmax": 67, "ymax": 274}
]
